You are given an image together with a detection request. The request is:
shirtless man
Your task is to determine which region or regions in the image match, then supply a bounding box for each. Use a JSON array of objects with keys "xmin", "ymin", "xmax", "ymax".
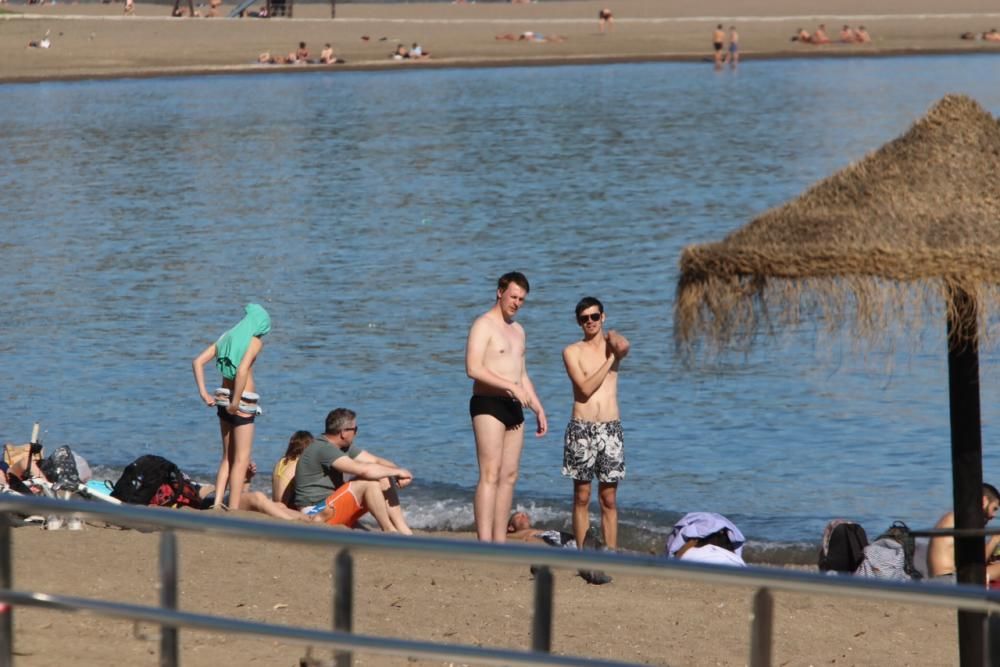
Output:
[
  {"xmin": 466, "ymin": 271, "xmax": 547, "ymax": 542},
  {"xmin": 562, "ymin": 297, "xmax": 629, "ymax": 551},
  {"xmin": 927, "ymin": 483, "xmax": 1000, "ymax": 584},
  {"xmin": 725, "ymin": 25, "xmax": 739, "ymax": 66},
  {"xmin": 712, "ymin": 24, "xmax": 725, "ymax": 67}
]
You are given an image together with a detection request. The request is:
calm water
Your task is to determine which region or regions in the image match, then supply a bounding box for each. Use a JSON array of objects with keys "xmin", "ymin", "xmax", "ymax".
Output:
[{"xmin": 3, "ymin": 55, "xmax": 1000, "ymax": 558}]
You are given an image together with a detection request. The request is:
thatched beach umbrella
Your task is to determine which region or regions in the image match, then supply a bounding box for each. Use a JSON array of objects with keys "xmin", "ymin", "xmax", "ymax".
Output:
[{"xmin": 674, "ymin": 94, "xmax": 1000, "ymax": 666}]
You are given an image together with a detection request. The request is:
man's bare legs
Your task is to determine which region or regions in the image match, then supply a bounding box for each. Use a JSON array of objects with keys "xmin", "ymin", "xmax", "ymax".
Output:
[
  {"xmin": 572, "ymin": 479, "xmax": 592, "ymax": 548},
  {"xmin": 598, "ymin": 482, "xmax": 618, "ymax": 550},
  {"xmin": 473, "ymin": 415, "xmax": 525, "ymax": 542},
  {"xmin": 379, "ymin": 478, "xmax": 413, "ymax": 535},
  {"xmin": 356, "ymin": 481, "xmax": 397, "ymax": 532}
]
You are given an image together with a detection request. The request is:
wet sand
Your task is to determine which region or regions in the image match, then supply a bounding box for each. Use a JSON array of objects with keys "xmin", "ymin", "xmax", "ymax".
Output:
[
  {"xmin": 2, "ymin": 0, "xmax": 1000, "ymax": 82},
  {"xmin": 10, "ymin": 518, "xmax": 958, "ymax": 666}
]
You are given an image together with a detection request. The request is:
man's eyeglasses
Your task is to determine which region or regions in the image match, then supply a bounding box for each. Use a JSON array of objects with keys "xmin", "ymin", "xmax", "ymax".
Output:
[
  {"xmin": 341, "ymin": 426, "xmax": 359, "ymax": 434},
  {"xmin": 577, "ymin": 312, "xmax": 602, "ymax": 324}
]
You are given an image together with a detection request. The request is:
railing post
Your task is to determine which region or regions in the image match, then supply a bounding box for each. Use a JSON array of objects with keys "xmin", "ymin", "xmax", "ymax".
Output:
[
  {"xmin": 749, "ymin": 587, "xmax": 773, "ymax": 667},
  {"xmin": 989, "ymin": 613, "xmax": 1000, "ymax": 666},
  {"xmin": 0, "ymin": 515, "xmax": 12, "ymax": 667},
  {"xmin": 531, "ymin": 565, "xmax": 554, "ymax": 653},
  {"xmin": 334, "ymin": 549, "xmax": 354, "ymax": 667},
  {"xmin": 159, "ymin": 530, "xmax": 179, "ymax": 667}
]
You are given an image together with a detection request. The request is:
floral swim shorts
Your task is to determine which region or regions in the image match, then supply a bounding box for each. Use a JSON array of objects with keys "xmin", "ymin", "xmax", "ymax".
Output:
[{"xmin": 561, "ymin": 419, "xmax": 625, "ymax": 483}]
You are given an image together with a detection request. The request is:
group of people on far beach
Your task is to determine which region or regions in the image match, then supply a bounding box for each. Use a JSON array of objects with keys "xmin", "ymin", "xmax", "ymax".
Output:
[
  {"xmin": 190, "ymin": 271, "xmax": 631, "ymax": 567},
  {"xmin": 791, "ymin": 24, "xmax": 871, "ymax": 45},
  {"xmin": 192, "ymin": 305, "xmax": 414, "ymax": 532},
  {"xmin": 711, "ymin": 24, "xmax": 739, "ymax": 69},
  {"xmin": 258, "ymin": 41, "xmax": 341, "ymax": 65}
]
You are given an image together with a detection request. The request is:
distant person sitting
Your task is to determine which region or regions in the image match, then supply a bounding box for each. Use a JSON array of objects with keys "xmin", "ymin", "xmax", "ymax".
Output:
[
  {"xmin": 839, "ymin": 25, "xmax": 854, "ymax": 42},
  {"xmin": 791, "ymin": 27, "xmax": 811, "ymax": 43},
  {"xmin": 598, "ymin": 8, "xmax": 613, "ymax": 34},
  {"xmin": 927, "ymin": 483, "xmax": 1000, "ymax": 584},
  {"xmin": 319, "ymin": 43, "xmax": 336, "ymax": 64},
  {"xmin": 408, "ymin": 42, "xmax": 429, "ymax": 59},
  {"xmin": 392, "ymin": 43, "xmax": 409, "ymax": 60},
  {"xmin": 854, "ymin": 25, "xmax": 871, "ymax": 43},
  {"xmin": 272, "ymin": 430, "xmax": 312, "ymax": 507},
  {"xmin": 294, "ymin": 408, "xmax": 414, "ymax": 533},
  {"xmin": 293, "ymin": 41, "xmax": 310, "ymax": 63},
  {"xmin": 984, "ymin": 28, "xmax": 1000, "ymax": 42},
  {"xmin": 811, "ymin": 24, "xmax": 831, "ymax": 44},
  {"xmin": 666, "ymin": 512, "xmax": 747, "ymax": 567}
]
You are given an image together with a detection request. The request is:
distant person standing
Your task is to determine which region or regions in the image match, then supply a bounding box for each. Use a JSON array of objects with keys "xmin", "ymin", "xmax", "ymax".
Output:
[
  {"xmin": 712, "ymin": 24, "xmax": 725, "ymax": 68},
  {"xmin": 465, "ymin": 272, "xmax": 548, "ymax": 542},
  {"xmin": 192, "ymin": 303, "xmax": 271, "ymax": 512},
  {"xmin": 725, "ymin": 25, "xmax": 739, "ymax": 66},
  {"xmin": 598, "ymin": 8, "xmax": 614, "ymax": 34},
  {"xmin": 561, "ymin": 297, "xmax": 629, "ymax": 551}
]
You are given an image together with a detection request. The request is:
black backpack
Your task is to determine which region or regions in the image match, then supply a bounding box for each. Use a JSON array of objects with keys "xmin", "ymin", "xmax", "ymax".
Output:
[
  {"xmin": 818, "ymin": 520, "xmax": 869, "ymax": 573},
  {"xmin": 111, "ymin": 455, "xmax": 186, "ymax": 505}
]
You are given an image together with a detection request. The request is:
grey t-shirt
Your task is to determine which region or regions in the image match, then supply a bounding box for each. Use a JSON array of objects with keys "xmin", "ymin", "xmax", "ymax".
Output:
[{"xmin": 293, "ymin": 438, "xmax": 360, "ymax": 507}]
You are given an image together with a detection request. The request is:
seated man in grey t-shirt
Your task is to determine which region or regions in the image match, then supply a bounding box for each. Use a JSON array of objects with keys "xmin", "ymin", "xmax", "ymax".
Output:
[{"xmin": 293, "ymin": 407, "xmax": 414, "ymax": 533}]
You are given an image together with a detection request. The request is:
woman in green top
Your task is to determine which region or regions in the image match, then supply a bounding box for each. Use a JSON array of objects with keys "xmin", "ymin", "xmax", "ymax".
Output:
[{"xmin": 192, "ymin": 303, "xmax": 271, "ymax": 511}]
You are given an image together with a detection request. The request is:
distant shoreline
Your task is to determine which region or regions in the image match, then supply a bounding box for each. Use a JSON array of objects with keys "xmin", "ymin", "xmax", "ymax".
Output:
[{"xmin": 3, "ymin": 0, "xmax": 1000, "ymax": 84}]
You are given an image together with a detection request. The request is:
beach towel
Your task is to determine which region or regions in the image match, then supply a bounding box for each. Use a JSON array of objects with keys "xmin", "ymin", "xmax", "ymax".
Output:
[{"xmin": 215, "ymin": 303, "xmax": 271, "ymax": 380}]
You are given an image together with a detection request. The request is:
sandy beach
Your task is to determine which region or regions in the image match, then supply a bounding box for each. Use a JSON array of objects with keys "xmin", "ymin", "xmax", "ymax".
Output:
[
  {"xmin": 2, "ymin": 0, "xmax": 1000, "ymax": 82},
  {"xmin": 7, "ymin": 515, "xmax": 958, "ymax": 666}
]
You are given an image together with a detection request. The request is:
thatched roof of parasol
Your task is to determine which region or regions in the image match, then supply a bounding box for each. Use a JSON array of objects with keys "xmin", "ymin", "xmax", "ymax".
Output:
[{"xmin": 675, "ymin": 94, "xmax": 1000, "ymax": 351}]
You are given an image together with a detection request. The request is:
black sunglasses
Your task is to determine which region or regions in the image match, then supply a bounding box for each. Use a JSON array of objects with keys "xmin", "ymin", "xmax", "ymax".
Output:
[
  {"xmin": 341, "ymin": 426, "xmax": 359, "ymax": 434},
  {"xmin": 577, "ymin": 312, "xmax": 602, "ymax": 324}
]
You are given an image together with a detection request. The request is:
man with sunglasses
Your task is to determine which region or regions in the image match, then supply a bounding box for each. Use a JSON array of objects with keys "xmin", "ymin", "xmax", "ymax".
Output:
[
  {"xmin": 562, "ymin": 297, "xmax": 630, "ymax": 553},
  {"xmin": 466, "ymin": 271, "xmax": 548, "ymax": 542},
  {"xmin": 294, "ymin": 408, "xmax": 414, "ymax": 533}
]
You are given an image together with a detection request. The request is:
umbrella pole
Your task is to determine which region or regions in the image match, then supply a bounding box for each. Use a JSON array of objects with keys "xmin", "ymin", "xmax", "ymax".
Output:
[{"xmin": 946, "ymin": 286, "xmax": 986, "ymax": 667}]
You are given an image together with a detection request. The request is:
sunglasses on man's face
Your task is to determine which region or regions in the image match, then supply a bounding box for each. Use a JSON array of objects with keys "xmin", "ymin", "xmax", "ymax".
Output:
[
  {"xmin": 341, "ymin": 426, "xmax": 359, "ymax": 434},
  {"xmin": 577, "ymin": 312, "xmax": 602, "ymax": 324}
]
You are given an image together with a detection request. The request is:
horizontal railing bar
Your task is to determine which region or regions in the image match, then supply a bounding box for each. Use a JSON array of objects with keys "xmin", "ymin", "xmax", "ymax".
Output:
[
  {"xmin": 4, "ymin": 495, "xmax": 1000, "ymax": 613},
  {"xmin": 0, "ymin": 588, "xmax": 636, "ymax": 667},
  {"xmin": 908, "ymin": 528, "xmax": 1000, "ymax": 537}
]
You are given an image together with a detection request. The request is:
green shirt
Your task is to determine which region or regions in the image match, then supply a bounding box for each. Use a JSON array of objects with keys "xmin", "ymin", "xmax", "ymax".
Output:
[{"xmin": 293, "ymin": 438, "xmax": 360, "ymax": 507}]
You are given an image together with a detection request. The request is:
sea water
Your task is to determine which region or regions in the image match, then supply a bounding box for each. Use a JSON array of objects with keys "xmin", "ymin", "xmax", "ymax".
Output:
[{"xmin": 3, "ymin": 54, "xmax": 1000, "ymax": 561}]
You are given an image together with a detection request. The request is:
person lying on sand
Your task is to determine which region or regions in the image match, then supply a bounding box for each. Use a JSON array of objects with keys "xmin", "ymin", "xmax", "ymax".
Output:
[
  {"xmin": 507, "ymin": 511, "xmax": 578, "ymax": 548},
  {"xmin": 665, "ymin": 512, "xmax": 747, "ymax": 567},
  {"xmin": 507, "ymin": 511, "xmax": 613, "ymax": 584},
  {"xmin": 495, "ymin": 32, "xmax": 567, "ymax": 43},
  {"xmin": 985, "ymin": 28, "xmax": 1000, "ymax": 42},
  {"xmin": 237, "ymin": 461, "xmax": 316, "ymax": 522}
]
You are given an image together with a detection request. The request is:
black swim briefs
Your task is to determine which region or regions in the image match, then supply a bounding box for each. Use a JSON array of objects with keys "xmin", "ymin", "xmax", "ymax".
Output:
[
  {"xmin": 469, "ymin": 395, "xmax": 524, "ymax": 430},
  {"xmin": 217, "ymin": 405, "xmax": 256, "ymax": 427}
]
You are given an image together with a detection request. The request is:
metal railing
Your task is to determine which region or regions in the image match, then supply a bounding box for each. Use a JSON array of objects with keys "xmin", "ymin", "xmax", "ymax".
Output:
[{"xmin": 0, "ymin": 495, "xmax": 998, "ymax": 667}]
